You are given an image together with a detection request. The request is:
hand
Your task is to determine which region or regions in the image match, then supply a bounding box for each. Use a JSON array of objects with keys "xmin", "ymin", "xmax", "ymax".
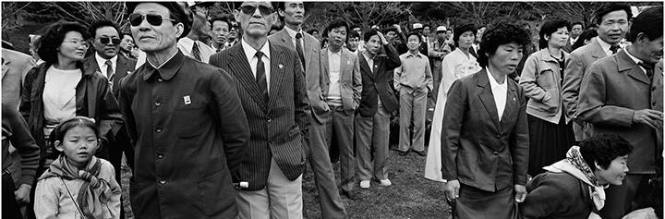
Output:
[
  {"xmin": 376, "ymin": 31, "xmax": 388, "ymax": 45},
  {"xmin": 15, "ymin": 184, "xmax": 31, "ymax": 204},
  {"xmin": 444, "ymin": 180, "xmax": 460, "ymax": 201},
  {"xmin": 514, "ymin": 184, "xmax": 527, "ymax": 203},
  {"xmin": 633, "ymin": 109, "xmax": 663, "ymax": 129},
  {"xmin": 393, "ymin": 24, "xmax": 402, "ymax": 33}
]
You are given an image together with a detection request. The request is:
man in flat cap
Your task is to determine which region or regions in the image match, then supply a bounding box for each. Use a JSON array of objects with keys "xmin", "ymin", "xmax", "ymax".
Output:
[{"xmin": 118, "ymin": 2, "xmax": 250, "ymax": 218}]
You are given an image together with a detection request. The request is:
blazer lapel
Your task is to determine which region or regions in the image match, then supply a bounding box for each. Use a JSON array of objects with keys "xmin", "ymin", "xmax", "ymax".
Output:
[
  {"xmin": 341, "ymin": 49, "xmax": 352, "ymax": 82},
  {"xmin": 476, "ymin": 70, "xmax": 501, "ymax": 128},
  {"xmin": 321, "ymin": 48, "xmax": 330, "ymax": 85},
  {"xmin": 269, "ymin": 44, "xmax": 286, "ymax": 106},
  {"xmin": 358, "ymin": 53, "xmax": 374, "ymax": 81},
  {"xmin": 500, "ymin": 81, "xmax": 518, "ymax": 129},
  {"xmin": 230, "ymin": 44, "xmax": 267, "ymax": 109}
]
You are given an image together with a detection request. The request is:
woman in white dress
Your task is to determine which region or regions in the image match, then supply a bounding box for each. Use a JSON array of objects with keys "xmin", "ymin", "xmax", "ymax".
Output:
[{"xmin": 424, "ymin": 24, "xmax": 481, "ymax": 182}]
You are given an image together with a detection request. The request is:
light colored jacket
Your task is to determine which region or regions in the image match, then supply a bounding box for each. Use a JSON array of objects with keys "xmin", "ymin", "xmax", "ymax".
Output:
[
  {"xmin": 519, "ymin": 49, "xmax": 570, "ymax": 124},
  {"xmin": 34, "ymin": 159, "xmax": 120, "ymax": 219}
]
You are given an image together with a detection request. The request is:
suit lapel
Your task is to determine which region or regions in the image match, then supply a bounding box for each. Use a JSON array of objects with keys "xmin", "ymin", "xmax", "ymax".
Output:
[
  {"xmin": 476, "ymin": 70, "xmax": 501, "ymax": 128},
  {"xmin": 341, "ymin": 49, "xmax": 352, "ymax": 82},
  {"xmin": 358, "ymin": 53, "xmax": 374, "ymax": 81},
  {"xmin": 616, "ymin": 50, "xmax": 651, "ymax": 85},
  {"xmin": 321, "ymin": 48, "xmax": 330, "ymax": 85},
  {"xmin": 230, "ymin": 44, "xmax": 267, "ymax": 109},
  {"xmin": 269, "ymin": 43, "xmax": 286, "ymax": 106}
]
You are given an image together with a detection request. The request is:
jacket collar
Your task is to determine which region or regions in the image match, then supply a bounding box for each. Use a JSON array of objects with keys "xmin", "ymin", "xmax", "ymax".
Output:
[
  {"xmin": 536, "ymin": 48, "xmax": 569, "ymax": 63},
  {"xmin": 142, "ymin": 50, "xmax": 185, "ymax": 81}
]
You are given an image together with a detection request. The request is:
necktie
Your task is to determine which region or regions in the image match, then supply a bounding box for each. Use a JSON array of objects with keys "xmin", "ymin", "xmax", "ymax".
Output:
[
  {"xmin": 295, "ymin": 33, "xmax": 306, "ymax": 72},
  {"xmin": 609, "ymin": 44, "xmax": 619, "ymax": 54},
  {"xmin": 104, "ymin": 60, "xmax": 113, "ymax": 80},
  {"xmin": 192, "ymin": 42, "xmax": 202, "ymax": 61},
  {"xmin": 255, "ymin": 51, "xmax": 269, "ymax": 103},
  {"xmin": 638, "ymin": 62, "xmax": 655, "ymax": 82}
]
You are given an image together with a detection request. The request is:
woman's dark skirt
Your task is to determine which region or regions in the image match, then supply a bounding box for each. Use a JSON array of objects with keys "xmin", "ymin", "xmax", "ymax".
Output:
[
  {"xmin": 453, "ymin": 184, "xmax": 518, "ymax": 219},
  {"xmin": 527, "ymin": 114, "xmax": 576, "ymax": 176}
]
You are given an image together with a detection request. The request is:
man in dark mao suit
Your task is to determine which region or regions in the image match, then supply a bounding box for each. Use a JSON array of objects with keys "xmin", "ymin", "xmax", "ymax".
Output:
[
  {"xmin": 209, "ymin": 2, "xmax": 309, "ymax": 218},
  {"xmin": 118, "ymin": 2, "xmax": 250, "ymax": 218}
]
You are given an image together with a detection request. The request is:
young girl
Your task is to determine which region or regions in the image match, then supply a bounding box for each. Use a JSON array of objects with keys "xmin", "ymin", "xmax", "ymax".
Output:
[{"xmin": 34, "ymin": 117, "xmax": 121, "ymax": 219}]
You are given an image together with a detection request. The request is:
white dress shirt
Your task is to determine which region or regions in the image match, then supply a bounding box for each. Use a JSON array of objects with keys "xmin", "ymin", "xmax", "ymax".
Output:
[
  {"xmin": 177, "ymin": 37, "xmax": 215, "ymax": 63},
  {"xmin": 284, "ymin": 26, "xmax": 304, "ymax": 48},
  {"xmin": 94, "ymin": 53, "xmax": 117, "ymax": 80},
  {"xmin": 486, "ymin": 68, "xmax": 508, "ymax": 121},
  {"xmin": 595, "ymin": 37, "xmax": 615, "ymax": 56},
  {"xmin": 242, "ymin": 38, "xmax": 271, "ymax": 93},
  {"xmin": 624, "ymin": 48, "xmax": 649, "ymax": 75}
]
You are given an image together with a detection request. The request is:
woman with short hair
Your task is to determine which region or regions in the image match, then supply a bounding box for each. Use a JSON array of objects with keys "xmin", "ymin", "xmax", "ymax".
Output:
[
  {"xmin": 521, "ymin": 134, "xmax": 632, "ymax": 219},
  {"xmin": 441, "ymin": 23, "xmax": 531, "ymax": 218},
  {"xmin": 519, "ymin": 19, "xmax": 576, "ymax": 176},
  {"xmin": 20, "ymin": 21, "xmax": 123, "ymax": 170}
]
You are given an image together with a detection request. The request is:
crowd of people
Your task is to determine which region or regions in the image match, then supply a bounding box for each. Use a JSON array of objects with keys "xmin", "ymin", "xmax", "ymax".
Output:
[{"xmin": 1, "ymin": 1, "xmax": 662, "ymax": 219}]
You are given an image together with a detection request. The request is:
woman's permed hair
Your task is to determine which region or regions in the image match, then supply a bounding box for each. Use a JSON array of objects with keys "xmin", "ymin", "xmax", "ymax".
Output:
[
  {"xmin": 453, "ymin": 23, "xmax": 477, "ymax": 47},
  {"xmin": 579, "ymin": 134, "xmax": 633, "ymax": 171},
  {"xmin": 477, "ymin": 22, "xmax": 531, "ymax": 68},
  {"xmin": 538, "ymin": 19, "xmax": 570, "ymax": 49},
  {"xmin": 37, "ymin": 21, "xmax": 90, "ymax": 64}
]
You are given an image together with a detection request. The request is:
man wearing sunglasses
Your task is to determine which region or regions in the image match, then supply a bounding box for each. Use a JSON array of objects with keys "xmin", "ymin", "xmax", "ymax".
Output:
[
  {"xmin": 118, "ymin": 2, "xmax": 250, "ymax": 218},
  {"xmin": 210, "ymin": 2, "xmax": 309, "ymax": 219},
  {"xmin": 83, "ymin": 22, "xmax": 136, "ymax": 219}
]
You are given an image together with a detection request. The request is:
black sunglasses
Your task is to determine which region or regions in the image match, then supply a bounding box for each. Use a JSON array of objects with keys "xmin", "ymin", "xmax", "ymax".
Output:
[
  {"xmin": 99, "ymin": 37, "xmax": 121, "ymax": 45},
  {"xmin": 240, "ymin": 5, "xmax": 274, "ymax": 16},
  {"xmin": 128, "ymin": 13, "xmax": 174, "ymax": 27}
]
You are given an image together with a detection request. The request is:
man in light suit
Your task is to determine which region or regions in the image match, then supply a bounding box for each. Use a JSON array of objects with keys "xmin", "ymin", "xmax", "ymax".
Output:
[
  {"xmin": 2, "ymin": 48, "xmax": 35, "ymax": 110},
  {"xmin": 561, "ymin": 4, "xmax": 631, "ymax": 142},
  {"xmin": 268, "ymin": 2, "xmax": 346, "ymax": 218},
  {"xmin": 209, "ymin": 2, "xmax": 309, "ymax": 218},
  {"xmin": 577, "ymin": 7, "xmax": 663, "ymax": 218},
  {"xmin": 318, "ymin": 19, "xmax": 362, "ymax": 203},
  {"xmin": 563, "ymin": 22, "xmax": 584, "ymax": 53}
]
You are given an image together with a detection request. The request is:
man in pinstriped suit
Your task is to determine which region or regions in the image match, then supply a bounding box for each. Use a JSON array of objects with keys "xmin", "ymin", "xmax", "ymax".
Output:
[{"xmin": 209, "ymin": 1, "xmax": 309, "ymax": 218}]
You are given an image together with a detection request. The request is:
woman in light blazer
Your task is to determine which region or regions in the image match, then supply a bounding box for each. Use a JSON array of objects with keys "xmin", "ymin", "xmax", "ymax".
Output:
[{"xmin": 519, "ymin": 19, "xmax": 576, "ymax": 176}]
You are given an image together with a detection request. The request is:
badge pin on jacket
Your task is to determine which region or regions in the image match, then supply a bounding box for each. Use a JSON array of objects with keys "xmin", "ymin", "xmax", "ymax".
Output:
[{"xmin": 184, "ymin": 95, "xmax": 191, "ymax": 105}]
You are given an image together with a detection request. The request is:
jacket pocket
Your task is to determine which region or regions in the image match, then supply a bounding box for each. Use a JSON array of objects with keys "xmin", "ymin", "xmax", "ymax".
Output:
[{"xmin": 173, "ymin": 106, "xmax": 207, "ymax": 138}]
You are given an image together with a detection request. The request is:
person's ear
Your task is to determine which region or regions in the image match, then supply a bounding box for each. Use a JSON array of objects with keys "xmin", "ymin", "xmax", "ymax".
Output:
[
  {"xmin": 544, "ymin": 34, "xmax": 550, "ymax": 42},
  {"xmin": 54, "ymin": 140, "xmax": 64, "ymax": 152},
  {"xmin": 175, "ymin": 22, "xmax": 185, "ymax": 38},
  {"xmin": 594, "ymin": 161, "xmax": 605, "ymax": 171},
  {"xmin": 233, "ymin": 10, "xmax": 240, "ymax": 22}
]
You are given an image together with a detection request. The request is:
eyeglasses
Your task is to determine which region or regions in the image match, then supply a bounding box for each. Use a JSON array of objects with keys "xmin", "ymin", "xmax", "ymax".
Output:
[
  {"xmin": 98, "ymin": 37, "xmax": 121, "ymax": 45},
  {"xmin": 63, "ymin": 39, "xmax": 89, "ymax": 47},
  {"xmin": 240, "ymin": 5, "xmax": 274, "ymax": 16},
  {"xmin": 128, "ymin": 13, "xmax": 175, "ymax": 27}
]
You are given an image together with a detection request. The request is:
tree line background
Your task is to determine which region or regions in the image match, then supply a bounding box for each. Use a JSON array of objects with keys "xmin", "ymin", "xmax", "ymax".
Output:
[{"xmin": 2, "ymin": 1, "xmax": 662, "ymax": 53}]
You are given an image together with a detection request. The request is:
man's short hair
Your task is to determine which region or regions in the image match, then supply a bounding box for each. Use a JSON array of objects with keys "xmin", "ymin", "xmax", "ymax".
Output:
[
  {"xmin": 324, "ymin": 19, "xmax": 349, "ymax": 37},
  {"xmin": 453, "ymin": 23, "xmax": 477, "ymax": 47},
  {"xmin": 626, "ymin": 6, "xmax": 663, "ymax": 42},
  {"xmin": 383, "ymin": 26, "xmax": 398, "ymax": 34},
  {"xmin": 580, "ymin": 134, "xmax": 633, "ymax": 171},
  {"xmin": 538, "ymin": 19, "xmax": 571, "ymax": 49},
  {"xmin": 348, "ymin": 31, "xmax": 360, "ymax": 40},
  {"xmin": 363, "ymin": 29, "xmax": 379, "ymax": 42},
  {"xmin": 594, "ymin": 3, "xmax": 632, "ymax": 25},
  {"xmin": 88, "ymin": 19, "xmax": 121, "ymax": 39},
  {"xmin": 126, "ymin": 2, "xmax": 191, "ymax": 39},
  {"xmin": 477, "ymin": 23, "xmax": 531, "ymax": 67},
  {"xmin": 210, "ymin": 16, "xmax": 232, "ymax": 30},
  {"xmin": 405, "ymin": 32, "xmax": 422, "ymax": 43},
  {"xmin": 571, "ymin": 21, "xmax": 584, "ymax": 29}
]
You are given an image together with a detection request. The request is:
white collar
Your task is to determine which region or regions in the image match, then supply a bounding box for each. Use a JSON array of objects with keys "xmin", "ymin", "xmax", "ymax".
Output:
[
  {"xmin": 486, "ymin": 67, "xmax": 507, "ymax": 88},
  {"xmin": 624, "ymin": 47, "xmax": 644, "ymax": 65},
  {"xmin": 178, "ymin": 37, "xmax": 195, "ymax": 48},
  {"xmin": 595, "ymin": 37, "xmax": 614, "ymax": 55},
  {"xmin": 95, "ymin": 53, "xmax": 118, "ymax": 69},
  {"xmin": 242, "ymin": 38, "xmax": 270, "ymax": 61},
  {"xmin": 285, "ymin": 26, "xmax": 302, "ymax": 39}
]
